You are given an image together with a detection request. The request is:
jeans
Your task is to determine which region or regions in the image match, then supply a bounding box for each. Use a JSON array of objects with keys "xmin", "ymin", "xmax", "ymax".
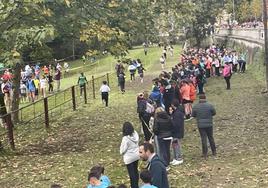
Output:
[
  {"xmin": 198, "ymin": 82, "xmax": 204, "ymax": 94},
  {"xmin": 126, "ymin": 160, "xmax": 139, "ymax": 188},
  {"xmin": 198, "ymin": 127, "xmax": 216, "ymax": 156},
  {"xmin": 224, "ymin": 76, "xmax": 231, "ymax": 89},
  {"xmin": 158, "ymin": 138, "xmax": 171, "ymax": 166},
  {"xmin": 172, "ymin": 138, "xmax": 182, "ymax": 160}
]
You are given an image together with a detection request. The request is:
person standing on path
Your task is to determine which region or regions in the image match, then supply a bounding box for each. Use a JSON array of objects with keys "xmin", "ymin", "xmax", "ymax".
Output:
[
  {"xmin": 170, "ymin": 99, "xmax": 184, "ymax": 165},
  {"xmin": 139, "ymin": 143, "xmax": 169, "ymax": 188},
  {"xmin": 120, "ymin": 122, "xmax": 140, "ymax": 188},
  {"xmin": 153, "ymin": 107, "xmax": 173, "ymax": 167},
  {"xmin": 54, "ymin": 68, "xmax": 61, "ymax": 92},
  {"xmin": 77, "ymin": 72, "xmax": 88, "ymax": 97},
  {"xmin": 99, "ymin": 81, "xmax": 110, "ymax": 107},
  {"xmin": 192, "ymin": 94, "xmax": 216, "ymax": 159},
  {"xmin": 223, "ymin": 62, "xmax": 232, "ymax": 90}
]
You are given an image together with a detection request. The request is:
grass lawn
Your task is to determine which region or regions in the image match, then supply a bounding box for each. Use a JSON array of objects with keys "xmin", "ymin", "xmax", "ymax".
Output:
[{"xmin": 1, "ymin": 45, "xmax": 268, "ymax": 188}]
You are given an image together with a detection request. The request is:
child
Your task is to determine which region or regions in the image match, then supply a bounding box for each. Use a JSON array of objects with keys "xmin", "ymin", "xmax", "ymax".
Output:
[
  {"xmin": 140, "ymin": 170, "xmax": 158, "ymax": 188},
  {"xmin": 99, "ymin": 81, "xmax": 110, "ymax": 107},
  {"xmin": 87, "ymin": 171, "xmax": 107, "ymax": 188},
  {"xmin": 40, "ymin": 75, "xmax": 47, "ymax": 98},
  {"xmin": 33, "ymin": 76, "xmax": 40, "ymax": 100},
  {"xmin": 20, "ymin": 82, "xmax": 27, "ymax": 103},
  {"xmin": 90, "ymin": 165, "xmax": 111, "ymax": 187}
]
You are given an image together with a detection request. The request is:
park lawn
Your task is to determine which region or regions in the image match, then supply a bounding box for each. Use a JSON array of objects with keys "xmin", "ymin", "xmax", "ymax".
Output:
[{"xmin": 1, "ymin": 45, "xmax": 268, "ymax": 188}]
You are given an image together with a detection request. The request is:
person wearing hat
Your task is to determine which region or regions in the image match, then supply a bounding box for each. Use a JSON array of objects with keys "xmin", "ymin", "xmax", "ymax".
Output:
[{"xmin": 192, "ymin": 94, "xmax": 216, "ymax": 159}]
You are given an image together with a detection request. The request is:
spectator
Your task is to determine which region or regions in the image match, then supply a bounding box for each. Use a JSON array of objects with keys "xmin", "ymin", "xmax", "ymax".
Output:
[
  {"xmin": 120, "ymin": 122, "xmax": 140, "ymax": 188},
  {"xmin": 139, "ymin": 143, "xmax": 169, "ymax": 188},
  {"xmin": 170, "ymin": 99, "xmax": 184, "ymax": 165},
  {"xmin": 153, "ymin": 107, "xmax": 173, "ymax": 166},
  {"xmin": 192, "ymin": 94, "xmax": 216, "ymax": 159},
  {"xmin": 90, "ymin": 165, "xmax": 111, "ymax": 187},
  {"xmin": 222, "ymin": 62, "xmax": 232, "ymax": 90},
  {"xmin": 54, "ymin": 68, "xmax": 61, "ymax": 92},
  {"xmin": 87, "ymin": 171, "xmax": 107, "ymax": 188},
  {"xmin": 140, "ymin": 170, "xmax": 158, "ymax": 188},
  {"xmin": 40, "ymin": 75, "xmax": 47, "ymax": 98},
  {"xmin": 47, "ymin": 72, "xmax": 54, "ymax": 94}
]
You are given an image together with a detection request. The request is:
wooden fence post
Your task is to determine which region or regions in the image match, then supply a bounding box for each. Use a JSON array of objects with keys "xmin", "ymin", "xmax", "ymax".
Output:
[
  {"xmin": 71, "ymin": 86, "xmax": 76, "ymax": 111},
  {"xmin": 83, "ymin": 84, "xmax": 87, "ymax": 104},
  {"xmin": 106, "ymin": 73, "xmax": 110, "ymax": 86},
  {"xmin": 92, "ymin": 76, "xmax": 96, "ymax": 99},
  {"xmin": 5, "ymin": 114, "xmax": 15, "ymax": 150},
  {"xmin": 44, "ymin": 97, "xmax": 49, "ymax": 128}
]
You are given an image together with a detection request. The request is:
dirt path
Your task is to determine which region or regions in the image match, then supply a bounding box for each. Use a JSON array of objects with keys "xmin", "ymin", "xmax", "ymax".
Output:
[{"xmin": 1, "ymin": 51, "xmax": 268, "ymax": 187}]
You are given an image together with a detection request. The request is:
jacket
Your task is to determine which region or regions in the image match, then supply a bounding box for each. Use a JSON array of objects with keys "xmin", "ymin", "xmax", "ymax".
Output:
[
  {"xmin": 149, "ymin": 155, "xmax": 169, "ymax": 188},
  {"xmin": 192, "ymin": 101, "xmax": 216, "ymax": 128},
  {"xmin": 171, "ymin": 107, "xmax": 184, "ymax": 139},
  {"xmin": 153, "ymin": 111, "xmax": 173, "ymax": 139},
  {"xmin": 120, "ymin": 131, "xmax": 140, "ymax": 165}
]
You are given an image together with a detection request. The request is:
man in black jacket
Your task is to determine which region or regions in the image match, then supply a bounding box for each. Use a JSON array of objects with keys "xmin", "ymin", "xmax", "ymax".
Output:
[{"xmin": 139, "ymin": 143, "xmax": 169, "ymax": 188}]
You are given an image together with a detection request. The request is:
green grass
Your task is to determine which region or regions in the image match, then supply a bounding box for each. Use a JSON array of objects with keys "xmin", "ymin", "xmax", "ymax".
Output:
[{"xmin": 1, "ymin": 45, "xmax": 268, "ymax": 188}]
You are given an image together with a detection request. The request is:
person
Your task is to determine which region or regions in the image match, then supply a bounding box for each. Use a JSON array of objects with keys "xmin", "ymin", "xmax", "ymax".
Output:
[
  {"xmin": 54, "ymin": 68, "xmax": 61, "ymax": 92},
  {"xmin": 40, "ymin": 75, "xmax": 47, "ymax": 98},
  {"xmin": 139, "ymin": 143, "xmax": 169, "ymax": 188},
  {"xmin": 180, "ymin": 80, "xmax": 191, "ymax": 120},
  {"xmin": 47, "ymin": 72, "xmax": 54, "ymax": 94},
  {"xmin": 20, "ymin": 81, "xmax": 27, "ymax": 103},
  {"xmin": 90, "ymin": 165, "xmax": 111, "ymax": 187},
  {"xmin": 153, "ymin": 107, "xmax": 173, "ymax": 167},
  {"xmin": 1, "ymin": 79, "xmax": 11, "ymax": 110},
  {"xmin": 82, "ymin": 55, "xmax": 86, "ymax": 65},
  {"xmin": 33, "ymin": 76, "xmax": 40, "ymax": 100},
  {"xmin": 159, "ymin": 56, "xmax": 165, "ymax": 70},
  {"xmin": 118, "ymin": 70, "xmax": 126, "ymax": 94},
  {"xmin": 87, "ymin": 171, "xmax": 108, "ymax": 188},
  {"xmin": 222, "ymin": 62, "xmax": 232, "ymax": 90},
  {"xmin": 137, "ymin": 63, "xmax": 146, "ymax": 83},
  {"xmin": 137, "ymin": 93, "xmax": 153, "ymax": 142},
  {"xmin": 140, "ymin": 170, "xmax": 158, "ymax": 188},
  {"xmin": 99, "ymin": 81, "xmax": 110, "ymax": 107},
  {"xmin": 192, "ymin": 94, "xmax": 216, "ymax": 159},
  {"xmin": 170, "ymin": 99, "xmax": 184, "ymax": 165},
  {"xmin": 77, "ymin": 72, "xmax": 88, "ymax": 97},
  {"xmin": 63, "ymin": 62, "xmax": 69, "ymax": 76},
  {"xmin": 128, "ymin": 62, "xmax": 137, "ymax": 82},
  {"xmin": 26, "ymin": 76, "xmax": 36, "ymax": 102},
  {"xmin": 162, "ymin": 80, "xmax": 174, "ymax": 114},
  {"xmin": 120, "ymin": 122, "xmax": 140, "ymax": 188}
]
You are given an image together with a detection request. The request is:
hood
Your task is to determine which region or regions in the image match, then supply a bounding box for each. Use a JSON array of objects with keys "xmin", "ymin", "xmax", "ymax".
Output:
[
  {"xmin": 127, "ymin": 131, "xmax": 139, "ymax": 143},
  {"xmin": 157, "ymin": 111, "xmax": 170, "ymax": 119}
]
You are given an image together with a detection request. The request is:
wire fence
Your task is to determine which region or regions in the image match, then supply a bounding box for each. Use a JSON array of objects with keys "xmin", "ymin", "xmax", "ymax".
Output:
[{"xmin": 0, "ymin": 72, "xmax": 117, "ymax": 150}]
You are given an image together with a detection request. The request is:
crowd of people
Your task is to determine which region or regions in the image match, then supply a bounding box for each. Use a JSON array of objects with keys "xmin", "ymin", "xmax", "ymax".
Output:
[
  {"xmin": 61, "ymin": 44, "xmax": 247, "ymax": 188},
  {"xmin": 0, "ymin": 61, "xmax": 70, "ymax": 111}
]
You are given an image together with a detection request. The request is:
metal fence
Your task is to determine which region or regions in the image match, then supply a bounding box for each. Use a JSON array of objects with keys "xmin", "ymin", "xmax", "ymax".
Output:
[{"xmin": 0, "ymin": 72, "xmax": 116, "ymax": 150}]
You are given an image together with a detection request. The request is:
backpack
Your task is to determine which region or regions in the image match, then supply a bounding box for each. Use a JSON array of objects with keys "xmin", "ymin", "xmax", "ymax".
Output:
[{"xmin": 145, "ymin": 102, "xmax": 155, "ymax": 114}]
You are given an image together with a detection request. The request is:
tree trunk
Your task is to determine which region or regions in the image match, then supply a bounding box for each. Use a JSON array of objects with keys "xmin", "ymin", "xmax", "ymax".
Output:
[
  {"xmin": 11, "ymin": 62, "xmax": 21, "ymax": 123},
  {"xmin": 0, "ymin": 91, "xmax": 8, "ymax": 150}
]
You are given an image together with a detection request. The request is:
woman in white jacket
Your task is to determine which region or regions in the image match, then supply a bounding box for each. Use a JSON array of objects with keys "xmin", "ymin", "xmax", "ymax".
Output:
[{"xmin": 120, "ymin": 122, "xmax": 140, "ymax": 188}]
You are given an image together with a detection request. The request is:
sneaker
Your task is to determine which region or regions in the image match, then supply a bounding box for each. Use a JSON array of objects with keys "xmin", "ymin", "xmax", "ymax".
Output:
[
  {"xmin": 170, "ymin": 159, "xmax": 177, "ymax": 165},
  {"xmin": 172, "ymin": 159, "xmax": 183, "ymax": 166},
  {"xmin": 166, "ymin": 166, "xmax": 170, "ymax": 171}
]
